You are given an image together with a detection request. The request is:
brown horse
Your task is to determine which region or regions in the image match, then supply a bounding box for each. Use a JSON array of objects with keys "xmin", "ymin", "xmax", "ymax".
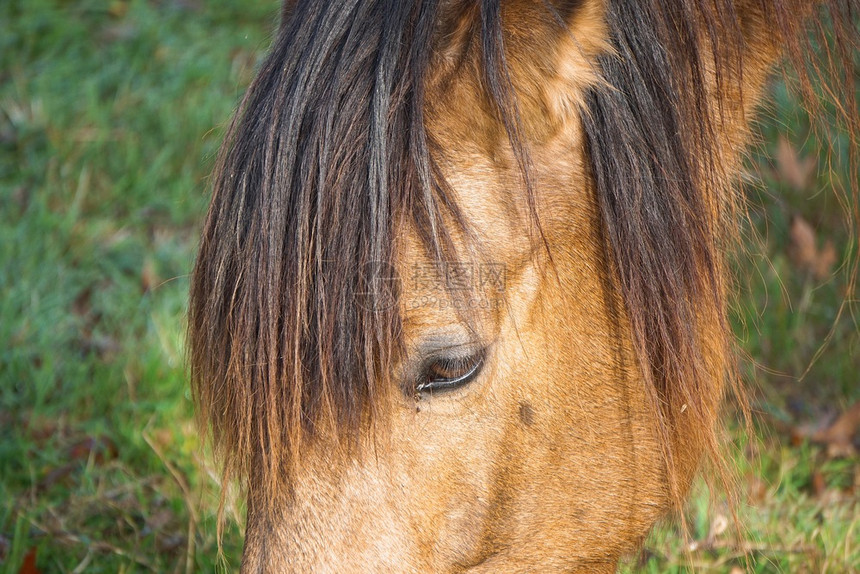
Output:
[{"xmin": 189, "ymin": 1, "xmax": 858, "ymax": 571}]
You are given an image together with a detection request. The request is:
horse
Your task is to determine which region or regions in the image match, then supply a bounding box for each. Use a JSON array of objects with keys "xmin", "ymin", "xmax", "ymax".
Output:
[{"xmin": 188, "ymin": 1, "xmax": 858, "ymax": 571}]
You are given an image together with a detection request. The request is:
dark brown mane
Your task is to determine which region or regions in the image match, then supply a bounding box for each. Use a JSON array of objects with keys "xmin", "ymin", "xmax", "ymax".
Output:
[
  {"xmin": 190, "ymin": 0, "xmax": 461, "ymax": 504},
  {"xmin": 188, "ymin": 0, "xmax": 859, "ymax": 516},
  {"xmin": 582, "ymin": 0, "xmax": 858, "ymax": 503}
]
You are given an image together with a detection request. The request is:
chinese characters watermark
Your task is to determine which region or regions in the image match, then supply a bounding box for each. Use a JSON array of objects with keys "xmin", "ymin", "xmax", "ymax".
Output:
[{"xmin": 357, "ymin": 262, "xmax": 506, "ymax": 311}]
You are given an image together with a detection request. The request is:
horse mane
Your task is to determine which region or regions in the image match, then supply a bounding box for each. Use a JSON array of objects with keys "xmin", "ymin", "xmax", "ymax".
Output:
[
  {"xmin": 583, "ymin": 0, "xmax": 858, "ymax": 504},
  {"xmin": 190, "ymin": 0, "xmax": 456, "ymax": 504},
  {"xmin": 188, "ymin": 0, "xmax": 859, "ymax": 513}
]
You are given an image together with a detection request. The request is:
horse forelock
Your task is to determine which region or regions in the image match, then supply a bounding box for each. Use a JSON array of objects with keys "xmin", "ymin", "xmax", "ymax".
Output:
[
  {"xmin": 190, "ymin": 0, "xmax": 469, "ymax": 504},
  {"xmin": 188, "ymin": 0, "xmax": 859, "ymax": 520}
]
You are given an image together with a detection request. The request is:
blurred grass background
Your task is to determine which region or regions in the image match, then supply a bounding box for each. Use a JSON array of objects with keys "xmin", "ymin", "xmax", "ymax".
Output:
[{"xmin": 0, "ymin": 1, "xmax": 857, "ymax": 572}]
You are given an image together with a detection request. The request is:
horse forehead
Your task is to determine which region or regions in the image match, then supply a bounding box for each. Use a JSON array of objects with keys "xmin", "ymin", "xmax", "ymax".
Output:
[
  {"xmin": 427, "ymin": 0, "xmax": 609, "ymax": 142},
  {"xmin": 396, "ymin": 167, "xmax": 548, "ymax": 343},
  {"xmin": 398, "ymin": 0, "xmax": 609, "ymax": 329},
  {"xmin": 418, "ymin": 0, "xmax": 608, "ymax": 238}
]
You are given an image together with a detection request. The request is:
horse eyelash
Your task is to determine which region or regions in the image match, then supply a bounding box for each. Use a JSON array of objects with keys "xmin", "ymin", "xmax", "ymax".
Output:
[{"xmin": 415, "ymin": 351, "xmax": 485, "ymax": 393}]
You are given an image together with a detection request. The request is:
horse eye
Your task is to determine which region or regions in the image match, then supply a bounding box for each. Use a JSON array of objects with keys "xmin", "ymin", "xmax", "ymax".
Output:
[{"xmin": 415, "ymin": 351, "xmax": 485, "ymax": 394}]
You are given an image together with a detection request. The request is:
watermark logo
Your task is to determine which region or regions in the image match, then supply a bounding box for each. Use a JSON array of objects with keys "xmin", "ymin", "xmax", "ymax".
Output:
[
  {"xmin": 356, "ymin": 261, "xmax": 399, "ymax": 312},
  {"xmin": 357, "ymin": 262, "xmax": 506, "ymax": 311}
]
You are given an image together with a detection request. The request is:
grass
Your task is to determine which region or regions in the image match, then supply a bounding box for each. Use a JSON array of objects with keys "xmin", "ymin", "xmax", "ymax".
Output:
[
  {"xmin": 0, "ymin": 1, "xmax": 857, "ymax": 572},
  {"xmin": 620, "ymin": 429, "xmax": 859, "ymax": 573},
  {"xmin": 0, "ymin": 1, "xmax": 272, "ymax": 570}
]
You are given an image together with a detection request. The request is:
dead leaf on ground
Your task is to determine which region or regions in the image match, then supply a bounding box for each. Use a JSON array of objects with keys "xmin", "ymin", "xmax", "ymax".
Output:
[
  {"xmin": 18, "ymin": 547, "xmax": 40, "ymax": 574},
  {"xmin": 141, "ymin": 257, "xmax": 159, "ymax": 292},
  {"xmin": 811, "ymin": 401, "xmax": 860, "ymax": 457},
  {"xmin": 108, "ymin": 1, "xmax": 128, "ymax": 18},
  {"xmin": 815, "ymin": 240, "xmax": 837, "ymax": 280},
  {"xmin": 788, "ymin": 215, "xmax": 837, "ymax": 280},
  {"xmin": 776, "ymin": 136, "xmax": 817, "ymax": 191},
  {"xmin": 67, "ymin": 436, "xmax": 118, "ymax": 463},
  {"xmin": 811, "ymin": 470, "xmax": 827, "ymax": 497},
  {"xmin": 71, "ymin": 286, "xmax": 93, "ymax": 319},
  {"xmin": 809, "ymin": 469, "xmax": 852, "ymax": 504},
  {"xmin": 789, "ymin": 215, "xmax": 817, "ymax": 268},
  {"xmin": 151, "ymin": 428, "xmax": 173, "ymax": 450},
  {"xmin": 854, "ymin": 465, "xmax": 860, "ymax": 494},
  {"xmin": 24, "ymin": 415, "xmax": 63, "ymax": 443},
  {"xmin": 746, "ymin": 473, "xmax": 769, "ymax": 504}
]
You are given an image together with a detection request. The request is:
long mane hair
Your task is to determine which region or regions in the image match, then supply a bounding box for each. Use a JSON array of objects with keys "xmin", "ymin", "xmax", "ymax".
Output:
[{"xmin": 188, "ymin": 0, "xmax": 858, "ymax": 510}]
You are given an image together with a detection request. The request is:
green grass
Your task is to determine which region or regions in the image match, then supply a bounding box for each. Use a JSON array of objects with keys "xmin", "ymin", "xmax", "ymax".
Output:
[
  {"xmin": 0, "ymin": 1, "xmax": 272, "ymax": 570},
  {"xmin": 621, "ymin": 56, "xmax": 860, "ymax": 574},
  {"xmin": 620, "ymin": 427, "xmax": 859, "ymax": 573},
  {"xmin": 1, "ymin": 1, "xmax": 857, "ymax": 572}
]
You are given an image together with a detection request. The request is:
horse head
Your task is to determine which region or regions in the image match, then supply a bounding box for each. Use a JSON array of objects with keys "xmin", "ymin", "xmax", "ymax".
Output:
[{"xmin": 189, "ymin": 1, "xmax": 856, "ymax": 570}]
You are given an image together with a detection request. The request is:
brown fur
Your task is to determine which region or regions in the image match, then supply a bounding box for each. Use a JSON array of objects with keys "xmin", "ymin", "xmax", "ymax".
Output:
[{"xmin": 189, "ymin": 0, "xmax": 858, "ymax": 571}]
